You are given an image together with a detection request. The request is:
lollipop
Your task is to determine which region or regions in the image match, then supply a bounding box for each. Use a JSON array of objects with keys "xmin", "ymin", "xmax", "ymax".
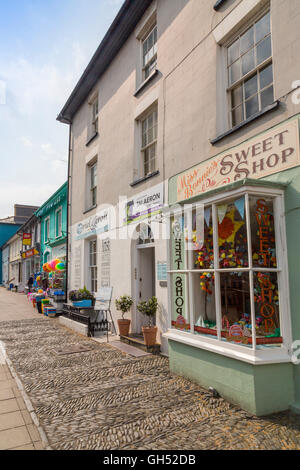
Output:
[{"xmin": 56, "ymin": 263, "xmax": 65, "ymax": 271}]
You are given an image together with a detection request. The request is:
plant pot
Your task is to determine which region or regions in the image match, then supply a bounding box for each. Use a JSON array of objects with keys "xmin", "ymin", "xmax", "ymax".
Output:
[
  {"xmin": 72, "ymin": 300, "xmax": 92, "ymax": 308},
  {"xmin": 142, "ymin": 326, "xmax": 158, "ymax": 346},
  {"xmin": 118, "ymin": 319, "xmax": 131, "ymax": 336}
]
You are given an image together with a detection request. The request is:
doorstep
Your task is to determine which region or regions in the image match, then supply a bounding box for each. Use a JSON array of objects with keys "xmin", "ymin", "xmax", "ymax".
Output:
[{"xmin": 120, "ymin": 334, "xmax": 161, "ymax": 355}]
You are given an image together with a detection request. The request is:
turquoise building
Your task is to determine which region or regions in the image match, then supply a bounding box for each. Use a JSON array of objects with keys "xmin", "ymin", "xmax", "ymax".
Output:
[{"xmin": 36, "ymin": 182, "xmax": 68, "ymax": 269}]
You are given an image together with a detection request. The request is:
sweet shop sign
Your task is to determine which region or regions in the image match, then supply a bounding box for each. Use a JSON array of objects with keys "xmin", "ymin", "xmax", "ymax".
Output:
[{"xmin": 176, "ymin": 118, "xmax": 300, "ymax": 202}]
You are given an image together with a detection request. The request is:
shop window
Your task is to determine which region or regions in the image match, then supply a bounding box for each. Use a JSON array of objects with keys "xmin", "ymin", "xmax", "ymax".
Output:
[
  {"xmin": 227, "ymin": 10, "xmax": 273, "ymax": 127},
  {"xmin": 89, "ymin": 239, "xmax": 98, "ymax": 294},
  {"xmin": 169, "ymin": 188, "xmax": 288, "ymax": 351}
]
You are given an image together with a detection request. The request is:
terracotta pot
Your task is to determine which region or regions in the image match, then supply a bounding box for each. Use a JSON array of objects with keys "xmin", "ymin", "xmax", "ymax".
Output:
[
  {"xmin": 117, "ymin": 319, "xmax": 131, "ymax": 336},
  {"xmin": 142, "ymin": 326, "xmax": 158, "ymax": 346}
]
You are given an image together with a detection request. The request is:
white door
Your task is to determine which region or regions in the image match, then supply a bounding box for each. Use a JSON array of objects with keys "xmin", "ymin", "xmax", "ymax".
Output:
[{"xmin": 136, "ymin": 246, "xmax": 156, "ymax": 333}]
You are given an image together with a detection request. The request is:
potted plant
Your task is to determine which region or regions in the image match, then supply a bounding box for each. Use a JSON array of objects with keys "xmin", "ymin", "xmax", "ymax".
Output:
[
  {"xmin": 69, "ymin": 286, "xmax": 95, "ymax": 308},
  {"xmin": 115, "ymin": 295, "xmax": 133, "ymax": 336},
  {"xmin": 137, "ymin": 296, "xmax": 158, "ymax": 346}
]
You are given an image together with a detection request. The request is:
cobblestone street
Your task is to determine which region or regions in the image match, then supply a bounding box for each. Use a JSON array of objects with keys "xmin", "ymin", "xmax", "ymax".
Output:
[{"xmin": 0, "ymin": 291, "xmax": 299, "ymax": 450}]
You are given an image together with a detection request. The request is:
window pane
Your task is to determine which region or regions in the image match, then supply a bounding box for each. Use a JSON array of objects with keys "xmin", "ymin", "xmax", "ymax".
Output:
[
  {"xmin": 245, "ymin": 94, "xmax": 259, "ymax": 119},
  {"xmin": 253, "ymin": 272, "xmax": 282, "ymax": 347},
  {"xmin": 220, "ymin": 272, "xmax": 252, "ymax": 347},
  {"xmin": 172, "ymin": 274, "xmax": 190, "ymax": 332},
  {"xmin": 192, "ymin": 206, "xmax": 214, "ymax": 269},
  {"xmin": 242, "ymin": 48, "xmax": 255, "ymax": 76},
  {"xmin": 228, "ymin": 39, "xmax": 240, "ymax": 66},
  {"xmin": 256, "ymin": 35, "xmax": 272, "ymax": 65},
  {"xmin": 255, "ymin": 12, "xmax": 270, "ymax": 44},
  {"xmin": 261, "ymin": 85, "xmax": 274, "ymax": 109},
  {"xmin": 229, "ymin": 59, "xmax": 241, "ymax": 85},
  {"xmin": 240, "ymin": 26, "xmax": 254, "ymax": 55},
  {"xmin": 250, "ymin": 196, "xmax": 277, "ymax": 268},
  {"xmin": 231, "ymin": 85, "xmax": 243, "ymax": 107},
  {"xmin": 244, "ymin": 73, "xmax": 258, "ymax": 99},
  {"xmin": 260, "ymin": 63, "xmax": 273, "ymax": 89},
  {"xmin": 193, "ymin": 273, "xmax": 217, "ymax": 337},
  {"xmin": 232, "ymin": 105, "xmax": 244, "ymax": 127},
  {"xmin": 218, "ymin": 198, "xmax": 248, "ymax": 269}
]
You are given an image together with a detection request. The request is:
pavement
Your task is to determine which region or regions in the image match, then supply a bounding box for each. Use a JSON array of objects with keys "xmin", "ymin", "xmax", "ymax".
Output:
[{"xmin": 0, "ymin": 287, "xmax": 299, "ymax": 450}]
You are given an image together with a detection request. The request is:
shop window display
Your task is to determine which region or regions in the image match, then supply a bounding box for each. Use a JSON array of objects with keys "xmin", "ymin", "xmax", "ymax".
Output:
[{"xmin": 169, "ymin": 191, "xmax": 284, "ymax": 349}]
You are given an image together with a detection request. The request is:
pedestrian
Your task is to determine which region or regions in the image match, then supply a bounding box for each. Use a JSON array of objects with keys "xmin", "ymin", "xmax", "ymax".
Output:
[
  {"xmin": 27, "ymin": 274, "xmax": 34, "ymax": 293},
  {"xmin": 42, "ymin": 278, "xmax": 49, "ymax": 291}
]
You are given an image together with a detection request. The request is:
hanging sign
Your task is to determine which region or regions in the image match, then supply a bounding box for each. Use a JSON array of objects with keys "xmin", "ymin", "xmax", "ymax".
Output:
[
  {"xmin": 175, "ymin": 117, "xmax": 300, "ymax": 203},
  {"xmin": 22, "ymin": 248, "xmax": 39, "ymax": 259},
  {"xmin": 22, "ymin": 233, "xmax": 32, "ymax": 246}
]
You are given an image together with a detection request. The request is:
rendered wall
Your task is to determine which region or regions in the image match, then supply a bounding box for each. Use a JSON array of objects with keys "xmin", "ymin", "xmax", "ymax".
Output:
[{"xmin": 168, "ymin": 339, "xmax": 294, "ymax": 416}]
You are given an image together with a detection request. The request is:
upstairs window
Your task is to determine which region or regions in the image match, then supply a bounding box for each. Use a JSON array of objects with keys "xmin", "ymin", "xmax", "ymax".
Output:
[
  {"xmin": 55, "ymin": 208, "xmax": 62, "ymax": 238},
  {"xmin": 141, "ymin": 108, "xmax": 158, "ymax": 177},
  {"xmin": 44, "ymin": 218, "xmax": 50, "ymax": 243},
  {"xmin": 142, "ymin": 25, "xmax": 157, "ymax": 81},
  {"xmin": 227, "ymin": 11, "xmax": 273, "ymax": 127},
  {"xmin": 90, "ymin": 162, "xmax": 97, "ymax": 207}
]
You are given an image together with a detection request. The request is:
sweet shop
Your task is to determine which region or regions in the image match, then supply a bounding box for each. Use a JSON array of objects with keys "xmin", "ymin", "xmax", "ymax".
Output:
[{"xmin": 164, "ymin": 115, "xmax": 300, "ymax": 415}]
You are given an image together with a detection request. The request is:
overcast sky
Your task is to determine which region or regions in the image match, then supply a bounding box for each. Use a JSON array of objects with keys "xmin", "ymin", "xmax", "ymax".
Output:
[{"xmin": 0, "ymin": 0, "xmax": 123, "ymax": 218}]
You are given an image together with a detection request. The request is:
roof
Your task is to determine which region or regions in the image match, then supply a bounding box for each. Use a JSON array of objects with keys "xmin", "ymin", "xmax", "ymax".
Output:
[
  {"xmin": 57, "ymin": 0, "xmax": 153, "ymax": 124},
  {"xmin": 36, "ymin": 182, "xmax": 68, "ymax": 218}
]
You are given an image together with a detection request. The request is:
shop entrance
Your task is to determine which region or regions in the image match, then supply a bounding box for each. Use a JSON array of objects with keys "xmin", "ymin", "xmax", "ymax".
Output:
[
  {"xmin": 136, "ymin": 245, "xmax": 156, "ymax": 333},
  {"xmin": 134, "ymin": 223, "xmax": 156, "ymax": 334}
]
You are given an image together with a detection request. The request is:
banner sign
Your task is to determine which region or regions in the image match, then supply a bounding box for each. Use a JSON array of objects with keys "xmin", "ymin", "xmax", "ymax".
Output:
[
  {"xmin": 125, "ymin": 183, "xmax": 164, "ymax": 224},
  {"xmin": 75, "ymin": 209, "xmax": 110, "ymax": 240},
  {"xmin": 22, "ymin": 248, "xmax": 39, "ymax": 259},
  {"xmin": 22, "ymin": 233, "xmax": 32, "ymax": 246},
  {"xmin": 176, "ymin": 118, "xmax": 300, "ymax": 202}
]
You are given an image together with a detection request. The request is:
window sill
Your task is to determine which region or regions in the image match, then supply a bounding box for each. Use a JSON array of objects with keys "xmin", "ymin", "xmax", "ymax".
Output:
[
  {"xmin": 163, "ymin": 329, "xmax": 292, "ymax": 365},
  {"xmin": 210, "ymin": 101, "xmax": 279, "ymax": 145},
  {"xmin": 83, "ymin": 205, "xmax": 97, "ymax": 215},
  {"xmin": 134, "ymin": 69, "xmax": 159, "ymax": 97},
  {"xmin": 86, "ymin": 132, "xmax": 99, "ymax": 147},
  {"xmin": 130, "ymin": 170, "xmax": 159, "ymax": 187}
]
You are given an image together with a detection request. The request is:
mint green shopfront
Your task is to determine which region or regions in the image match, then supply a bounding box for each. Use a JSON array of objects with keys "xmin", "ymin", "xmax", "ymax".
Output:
[{"xmin": 164, "ymin": 115, "xmax": 300, "ymax": 416}]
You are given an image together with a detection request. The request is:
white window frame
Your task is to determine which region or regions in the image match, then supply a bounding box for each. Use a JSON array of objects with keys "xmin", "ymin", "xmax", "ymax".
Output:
[
  {"xmin": 225, "ymin": 8, "xmax": 273, "ymax": 129},
  {"xmin": 164, "ymin": 184, "xmax": 293, "ymax": 365},
  {"xmin": 141, "ymin": 24, "xmax": 157, "ymax": 82},
  {"xmin": 91, "ymin": 95, "xmax": 99, "ymax": 136},
  {"xmin": 55, "ymin": 206, "xmax": 62, "ymax": 239},
  {"xmin": 140, "ymin": 107, "xmax": 158, "ymax": 177},
  {"xmin": 88, "ymin": 238, "xmax": 98, "ymax": 294},
  {"xmin": 90, "ymin": 162, "xmax": 97, "ymax": 208},
  {"xmin": 44, "ymin": 217, "xmax": 50, "ymax": 243}
]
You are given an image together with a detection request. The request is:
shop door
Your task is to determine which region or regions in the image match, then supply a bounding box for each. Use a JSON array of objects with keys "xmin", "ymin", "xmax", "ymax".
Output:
[{"xmin": 137, "ymin": 246, "xmax": 156, "ymax": 333}]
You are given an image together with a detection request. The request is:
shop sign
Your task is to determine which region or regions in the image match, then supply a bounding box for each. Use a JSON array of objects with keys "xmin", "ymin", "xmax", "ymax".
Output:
[
  {"xmin": 172, "ymin": 216, "xmax": 187, "ymax": 328},
  {"xmin": 22, "ymin": 233, "xmax": 32, "ymax": 246},
  {"xmin": 176, "ymin": 117, "xmax": 300, "ymax": 202},
  {"xmin": 125, "ymin": 183, "xmax": 164, "ymax": 224},
  {"xmin": 75, "ymin": 209, "xmax": 110, "ymax": 240},
  {"xmin": 22, "ymin": 248, "xmax": 39, "ymax": 259}
]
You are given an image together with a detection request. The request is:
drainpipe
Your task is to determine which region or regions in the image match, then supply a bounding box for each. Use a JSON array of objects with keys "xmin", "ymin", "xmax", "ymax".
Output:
[{"xmin": 65, "ymin": 121, "xmax": 72, "ymax": 304}]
